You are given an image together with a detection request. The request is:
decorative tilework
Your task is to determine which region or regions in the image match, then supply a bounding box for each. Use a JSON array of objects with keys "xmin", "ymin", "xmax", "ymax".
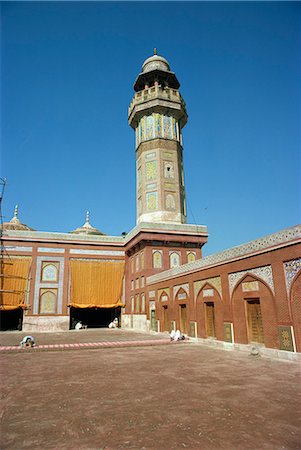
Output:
[
  {"xmin": 187, "ymin": 252, "xmax": 196, "ymax": 263},
  {"xmin": 228, "ymin": 265, "xmax": 274, "ymax": 296},
  {"xmin": 170, "ymin": 252, "xmax": 180, "ymax": 268},
  {"xmin": 70, "ymin": 249, "xmax": 124, "ymax": 256},
  {"xmin": 224, "ymin": 323, "xmax": 233, "ymax": 343},
  {"xmin": 284, "ymin": 258, "xmax": 301, "ymax": 296},
  {"xmin": 146, "ymin": 115, "xmax": 154, "ymax": 140},
  {"xmin": 152, "ymin": 250, "xmax": 162, "ymax": 269},
  {"xmin": 145, "ymin": 152, "xmax": 156, "ymax": 160},
  {"xmin": 190, "ymin": 321, "xmax": 197, "ymax": 337},
  {"xmin": 149, "ymin": 291, "xmax": 155, "ymax": 299},
  {"xmin": 158, "ymin": 288, "xmax": 170, "ymax": 300},
  {"xmin": 146, "ymin": 192, "xmax": 158, "ymax": 211},
  {"xmin": 163, "ymin": 116, "xmax": 172, "ymax": 139},
  {"xmin": 278, "ymin": 326, "xmax": 295, "ymax": 352},
  {"xmin": 165, "ymin": 182, "xmax": 175, "ymax": 189},
  {"xmin": 166, "ymin": 193, "xmax": 176, "ymax": 210},
  {"xmin": 194, "ymin": 277, "xmax": 222, "ymax": 299},
  {"xmin": 5, "ymin": 246, "xmax": 33, "ymax": 252},
  {"xmin": 173, "ymin": 283, "xmax": 189, "ymax": 298},
  {"xmin": 146, "ymin": 161, "xmax": 157, "ymax": 180},
  {"xmin": 38, "ymin": 247, "xmax": 65, "ymax": 253},
  {"xmin": 242, "ymin": 281, "xmax": 259, "ymax": 292},
  {"xmin": 146, "ymin": 183, "xmax": 156, "ymax": 190},
  {"xmin": 203, "ymin": 289, "xmax": 214, "ymax": 297}
]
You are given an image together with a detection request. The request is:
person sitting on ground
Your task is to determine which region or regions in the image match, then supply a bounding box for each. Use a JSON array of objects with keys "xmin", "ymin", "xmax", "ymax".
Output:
[
  {"xmin": 170, "ymin": 329, "xmax": 185, "ymax": 341},
  {"xmin": 108, "ymin": 318, "xmax": 118, "ymax": 329},
  {"xmin": 20, "ymin": 336, "xmax": 35, "ymax": 348},
  {"xmin": 75, "ymin": 321, "xmax": 83, "ymax": 330}
]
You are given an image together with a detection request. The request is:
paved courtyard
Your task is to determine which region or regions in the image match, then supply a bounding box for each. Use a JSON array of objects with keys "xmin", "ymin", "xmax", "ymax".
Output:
[{"xmin": 1, "ymin": 331, "xmax": 301, "ymax": 449}]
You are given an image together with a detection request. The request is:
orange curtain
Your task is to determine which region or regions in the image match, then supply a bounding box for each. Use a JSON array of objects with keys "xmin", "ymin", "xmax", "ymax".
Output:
[
  {"xmin": 69, "ymin": 260, "xmax": 125, "ymax": 308},
  {"xmin": 0, "ymin": 258, "xmax": 31, "ymax": 310}
]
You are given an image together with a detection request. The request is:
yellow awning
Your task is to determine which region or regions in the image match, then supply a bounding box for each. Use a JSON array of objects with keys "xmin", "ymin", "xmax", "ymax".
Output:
[
  {"xmin": 69, "ymin": 260, "xmax": 125, "ymax": 308},
  {"xmin": 0, "ymin": 258, "xmax": 31, "ymax": 310}
]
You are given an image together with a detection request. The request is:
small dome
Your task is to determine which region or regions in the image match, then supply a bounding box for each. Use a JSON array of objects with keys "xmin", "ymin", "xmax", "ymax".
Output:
[
  {"xmin": 70, "ymin": 211, "xmax": 106, "ymax": 236},
  {"xmin": 1, "ymin": 205, "xmax": 35, "ymax": 232},
  {"xmin": 142, "ymin": 51, "xmax": 170, "ymax": 73}
]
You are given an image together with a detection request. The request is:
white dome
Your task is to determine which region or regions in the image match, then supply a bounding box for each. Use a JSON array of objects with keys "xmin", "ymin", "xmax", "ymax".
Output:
[{"xmin": 142, "ymin": 54, "xmax": 170, "ymax": 73}]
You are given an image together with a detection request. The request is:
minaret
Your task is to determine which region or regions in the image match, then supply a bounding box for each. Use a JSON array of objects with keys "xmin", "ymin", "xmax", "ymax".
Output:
[{"xmin": 128, "ymin": 50, "xmax": 188, "ymax": 224}]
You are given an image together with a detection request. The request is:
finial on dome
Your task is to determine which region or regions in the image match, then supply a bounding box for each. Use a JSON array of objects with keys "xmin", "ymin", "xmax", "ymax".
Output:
[
  {"xmin": 14, "ymin": 204, "xmax": 19, "ymax": 219},
  {"xmin": 153, "ymin": 48, "xmax": 157, "ymax": 55},
  {"xmin": 85, "ymin": 210, "xmax": 90, "ymax": 224}
]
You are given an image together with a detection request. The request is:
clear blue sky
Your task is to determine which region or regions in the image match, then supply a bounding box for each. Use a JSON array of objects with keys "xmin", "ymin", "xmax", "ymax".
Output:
[{"xmin": 1, "ymin": 1, "xmax": 300, "ymax": 256}]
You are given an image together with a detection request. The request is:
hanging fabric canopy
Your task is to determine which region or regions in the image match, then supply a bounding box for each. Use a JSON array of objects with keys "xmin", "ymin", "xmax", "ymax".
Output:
[
  {"xmin": 0, "ymin": 258, "xmax": 31, "ymax": 310},
  {"xmin": 69, "ymin": 260, "xmax": 125, "ymax": 308}
]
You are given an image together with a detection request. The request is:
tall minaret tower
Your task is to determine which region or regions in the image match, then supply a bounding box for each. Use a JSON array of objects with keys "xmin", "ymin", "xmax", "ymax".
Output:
[{"xmin": 129, "ymin": 50, "xmax": 188, "ymax": 225}]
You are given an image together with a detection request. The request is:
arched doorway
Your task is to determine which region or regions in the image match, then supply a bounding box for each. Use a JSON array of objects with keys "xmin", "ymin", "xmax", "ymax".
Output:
[
  {"xmin": 196, "ymin": 283, "xmax": 223, "ymax": 340},
  {"xmin": 159, "ymin": 291, "xmax": 171, "ymax": 332},
  {"xmin": 175, "ymin": 288, "xmax": 189, "ymax": 334},
  {"xmin": 291, "ymin": 272, "xmax": 301, "ymax": 352},
  {"xmin": 232, "ymin": 275, "xmax": 278, "ymax": 348}
]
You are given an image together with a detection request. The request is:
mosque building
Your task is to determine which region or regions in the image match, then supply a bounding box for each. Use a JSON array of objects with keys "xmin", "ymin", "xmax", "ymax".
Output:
[{"xmin": 1, "ymin": 51, "xmax": 301, "ymax": 354}]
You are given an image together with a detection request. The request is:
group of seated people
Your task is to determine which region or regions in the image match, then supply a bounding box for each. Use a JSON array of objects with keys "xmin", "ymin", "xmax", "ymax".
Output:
[{"xmin": 170, "ymin": 329, "xmax": 185, "ymax": 341}]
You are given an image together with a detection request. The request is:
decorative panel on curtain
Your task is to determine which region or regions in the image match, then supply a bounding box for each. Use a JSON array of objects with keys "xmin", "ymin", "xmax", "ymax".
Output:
[
  {"xmin": 0, "ymin": 258, "xmax": 31, "ymax": 310},
  {"xmin": 69, "ymin": 260, "xmax": 125, "ymax": 308}
]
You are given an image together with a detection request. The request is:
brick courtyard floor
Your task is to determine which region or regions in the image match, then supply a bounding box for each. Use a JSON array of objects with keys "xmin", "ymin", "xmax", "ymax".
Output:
[
  {"xmin": 1, "ymin": 331, "xmax": 301, "ymax": 449},
  {"xmin": 0, "ymin": 329, "xmax": 170, "ymax": 352}
]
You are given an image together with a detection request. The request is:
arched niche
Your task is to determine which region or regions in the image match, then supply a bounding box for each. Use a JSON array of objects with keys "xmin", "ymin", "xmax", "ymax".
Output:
[
  {"xmin": 290, "ymin": 271, "xmax": 301, "ymax": 352},
  {"xmin": 232, "ymin": 274, "xmax": 278, "ymax": 348},
  {"xmin": 159, "ymin": 291, "xmax": 170, "ymax": 332},
  {"xmin": 39, "ymin": 289, "xmax": 57, "ymax": 314},
  {"xmin": 41, "ymin": 262, "xmax": 59, "ymax": 282},
  {"xmin": 170, "ymin": 252, "xmax": 180, "ymax": 269},
  {"xmin": 153, "ymin": 251, "xmax": 163, "ymax": 269},
  {"xmin": 175, "ymin": 288, "xmax": 188, "ymax": 334},
  {"xmin": 196, "ymin": 283, "xmax": 223, "ymax": 340}
]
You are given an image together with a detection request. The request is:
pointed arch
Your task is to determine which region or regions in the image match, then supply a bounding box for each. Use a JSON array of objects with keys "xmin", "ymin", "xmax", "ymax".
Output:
[
  {"xmin": 231, "ymin": 273, "xmax": 278, "ymax": 348},
  {"xmin": 290, "ymin": 271, "xmax": 301, "ymax": 352},
  {"xmin": 196, "ymin": 283, "xmax": 223, "ymax": 340},
  {"xmin": 231, "ymin": 272, "xmax": 275, "ymax": 303}
]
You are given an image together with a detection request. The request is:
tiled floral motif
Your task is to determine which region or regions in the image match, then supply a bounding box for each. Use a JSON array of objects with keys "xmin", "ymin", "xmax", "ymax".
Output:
[
  {"xmin": 170, "ymin": 252, "xmax": 180, "ymax": 268},
  {"xmin": 137, "ymin": 114, "xmax": 178, "ymax": 145},
  {"xmin": 284, "ymin": 258, "xmax": 301, "ymax": 296},
  {"xmin": 228, "ymin": 265, "xmax": 274, "ymax": 297},
  {"xmin": 166, "ymin": 193, "xmax": 176, "ymax": 210},
  {"xmin": 146, "ymin": 161, "xmax": 157, "ymax": 180},
  {"xmin": 146, "ymin": 192, "xmax": 157, "ymax": 211},
  {"xmin": 194, "ymin": 277, "xmax": 222, "ymax": 300},
  {"xmin": 224, "ymin": 323, "xmax": 233, "ymax": 343},
  {"xmin": 152, "ymin": 250, "xmax": 162, "ymax": 269},
  {"xmin": 242, "ymin": 281, "xmax": 259, "ymax": 292},
  {"xmin": 278, "ymin": 326, "xmax": 295, "ymax": 352}
]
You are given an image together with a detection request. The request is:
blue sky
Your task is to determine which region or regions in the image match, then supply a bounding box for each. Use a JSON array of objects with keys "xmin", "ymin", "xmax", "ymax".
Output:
[{"xmin": 1, "ymin": 1, "xmax": 300, "ymax": 255}]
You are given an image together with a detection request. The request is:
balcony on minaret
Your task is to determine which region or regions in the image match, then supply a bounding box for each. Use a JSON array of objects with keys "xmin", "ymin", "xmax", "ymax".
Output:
[{"xmin": 128, "ymin": 86, "xmax": 187, "ymax": 127}]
